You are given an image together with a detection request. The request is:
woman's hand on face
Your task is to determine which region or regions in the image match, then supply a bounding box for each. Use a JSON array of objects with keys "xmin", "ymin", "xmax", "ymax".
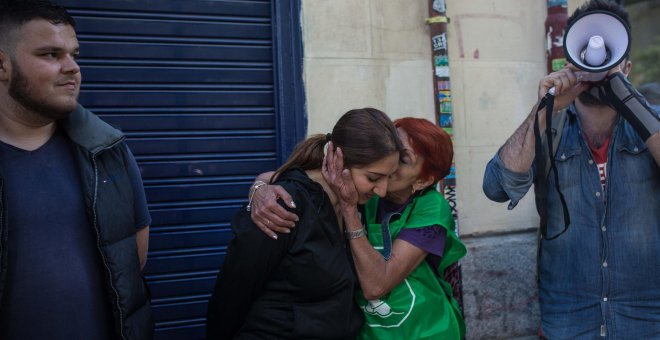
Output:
[
  {"xmin": 322, "ymin": 142, "xmax": 359, "ymax": 208},
  {"xmin": 250, "ymin": 184, "xmax": 299, "ymax": 239}
]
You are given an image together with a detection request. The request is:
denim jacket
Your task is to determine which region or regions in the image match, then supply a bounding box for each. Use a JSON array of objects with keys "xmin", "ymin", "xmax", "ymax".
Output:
[{"xmin": 483, "ymin": 105, "xmax": 660, "ymax": 339}]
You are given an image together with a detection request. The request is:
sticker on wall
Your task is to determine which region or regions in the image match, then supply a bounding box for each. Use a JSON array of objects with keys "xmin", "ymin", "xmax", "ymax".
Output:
[
  {"xmin": 446, "ymin": 163, "xmax": 456, "ymax": 180},
  {"xmin": 434, "ymin": 55, "xmax": 449, "ymax": 67},
  {"xmin": 438, "ymin": 90, "xmax": 451, "ymax": 102},
  {"xmin": 551, "ymin": 58, "xmax": 566, "ymax": 72},
  {"xmin": 437, "ymin": 80, "xmax": 451, "ymax": 91},
  {"xmin": 432, "ymin": 33, "xmax": 447, "ymax": 52},
  {"xmin": 433, "ymin": 0, "xmax": 446, "ymax": 13},
  {"xmin": 439, "ymin": 114, "xmax": 453, "ymax": 128},
  {"xmin": 440, "ymin": 100, "xmax": 452, "ymax": 114},
  {"xmin": 435, "ymin": 66, "xmax": 450, "ymax": 78}
]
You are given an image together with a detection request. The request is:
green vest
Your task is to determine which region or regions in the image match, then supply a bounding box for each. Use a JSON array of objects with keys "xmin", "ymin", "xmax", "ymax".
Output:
[{"xmin": 356, "ymin": 188, "xmax": 467, "ymax": 340}]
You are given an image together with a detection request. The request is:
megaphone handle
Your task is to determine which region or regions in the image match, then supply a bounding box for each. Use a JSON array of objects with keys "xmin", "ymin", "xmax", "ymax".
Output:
[
  {"xmin": 576, "ymin": 71, "xmax": 607, "ymax": 82},
  {"xmin": 603, "ymin": 73, "xmax": 660, "ymax": 141}
]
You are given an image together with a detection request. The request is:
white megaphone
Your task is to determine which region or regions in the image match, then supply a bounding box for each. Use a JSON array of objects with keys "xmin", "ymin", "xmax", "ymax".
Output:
[{"xmin": 563, "ymin": 10, "xmax": 631, "ymax": 82}]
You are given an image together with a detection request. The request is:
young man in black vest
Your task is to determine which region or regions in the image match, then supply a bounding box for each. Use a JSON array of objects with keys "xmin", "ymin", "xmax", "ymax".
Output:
[{"xmin": 0, "ymin": 1, "xmax": 152, "ymax": 338}]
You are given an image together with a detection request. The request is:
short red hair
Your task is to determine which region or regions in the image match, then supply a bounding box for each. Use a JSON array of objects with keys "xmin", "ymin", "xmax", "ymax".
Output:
[{"xmin": 394, "ymin": 117, "xmax": 453, "ymax": 184}]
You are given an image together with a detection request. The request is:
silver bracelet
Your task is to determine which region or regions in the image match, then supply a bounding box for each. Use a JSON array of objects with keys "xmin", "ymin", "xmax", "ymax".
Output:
[
  {"xmin": 246, "ymin": 180, "xmax": 267, "ymax": 211},
  {"xmin": 345, "ymin": 227, "xmax": 366, "ymax": 240}
]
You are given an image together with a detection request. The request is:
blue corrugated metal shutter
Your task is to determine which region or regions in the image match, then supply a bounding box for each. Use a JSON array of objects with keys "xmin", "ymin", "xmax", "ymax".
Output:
[{"xmin": 56, "ymin": 1, "xmax": 304, "ymax": 338}]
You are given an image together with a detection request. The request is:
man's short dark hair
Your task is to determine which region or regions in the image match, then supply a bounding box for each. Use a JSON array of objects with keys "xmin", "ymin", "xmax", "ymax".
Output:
[
  {"xmin": 0, "ymin": 0, "xmax": 75, "ymax": 50},
  {"xmin": 568, "ymin": 0, "xmax": 630, "ymax": 30}
]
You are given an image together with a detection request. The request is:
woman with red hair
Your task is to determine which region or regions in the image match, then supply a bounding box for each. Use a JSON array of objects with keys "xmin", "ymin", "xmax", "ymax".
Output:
[
  {"xmin": 250, "ymin": 117, "xmax": 466, "ymax": 339},
  {"xmin": 323, "ymin": 117, "xmax": 466, "ymax": 339}
]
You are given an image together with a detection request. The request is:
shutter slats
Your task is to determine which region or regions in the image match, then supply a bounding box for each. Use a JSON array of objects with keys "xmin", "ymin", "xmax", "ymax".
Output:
[{"xmin": 54, "ymin": 0, "xmax": 278, "ymax": 336}]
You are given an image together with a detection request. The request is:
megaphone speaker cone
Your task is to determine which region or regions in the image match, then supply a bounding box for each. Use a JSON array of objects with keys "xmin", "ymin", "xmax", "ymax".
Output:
[{"xmin": 563, "ymin": 10, "xmax": 630, "ymax": 73}]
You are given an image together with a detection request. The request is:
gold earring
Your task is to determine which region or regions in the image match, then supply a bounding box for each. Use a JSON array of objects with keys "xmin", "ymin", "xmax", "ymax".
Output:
[{"xmin": 411, "ymin": 187, "xmax": 416, "ymax": 194}]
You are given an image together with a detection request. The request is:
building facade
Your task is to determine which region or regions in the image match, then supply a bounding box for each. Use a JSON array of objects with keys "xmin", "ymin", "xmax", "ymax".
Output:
[{"xmin": 59, "ymin": 0, "xmax": 657, "ymax": 338}]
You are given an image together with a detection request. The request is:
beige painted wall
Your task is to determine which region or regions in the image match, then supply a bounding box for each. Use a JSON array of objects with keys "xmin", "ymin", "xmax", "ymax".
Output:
[
  {"xmin": 300, "ymin": 0, "xmax": 590, "ymax": 236},
  {"xmin": 445, "ymin": 0, "xmax": 547, "ymax": 235},
  {"xmin": 301, "ymin": 0, "xmax": 435, "ymax": 135}
]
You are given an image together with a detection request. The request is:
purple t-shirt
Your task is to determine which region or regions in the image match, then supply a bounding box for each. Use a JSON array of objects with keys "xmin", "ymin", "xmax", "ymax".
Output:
[
  {"xmin": 378, "ymin": 197, "xmax": 446, "ymax": 270},
  {"xmin": 0, "ymin": 128, "xmax": 151, "ymax": 339}
]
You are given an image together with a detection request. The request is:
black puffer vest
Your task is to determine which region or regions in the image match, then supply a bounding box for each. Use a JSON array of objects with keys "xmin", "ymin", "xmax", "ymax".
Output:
[{"xmin": 0, "ymin": 105, "xmax": 153, "ymax": 339}]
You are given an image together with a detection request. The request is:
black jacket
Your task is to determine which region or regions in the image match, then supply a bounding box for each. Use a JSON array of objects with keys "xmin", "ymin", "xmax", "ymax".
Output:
[
  {"xmin": 0, "ymin": 105, "xmax": 153, "ymax": 339},
  {"xmin": 207, "ymin": 167, "xmax": 364, "ymax": 339}
]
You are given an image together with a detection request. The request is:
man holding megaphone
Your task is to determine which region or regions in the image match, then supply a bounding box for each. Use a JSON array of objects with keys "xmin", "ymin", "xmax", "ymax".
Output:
[{"xmin": 483, "ymin": 0, "xmax": 660, "ymax": 338}]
